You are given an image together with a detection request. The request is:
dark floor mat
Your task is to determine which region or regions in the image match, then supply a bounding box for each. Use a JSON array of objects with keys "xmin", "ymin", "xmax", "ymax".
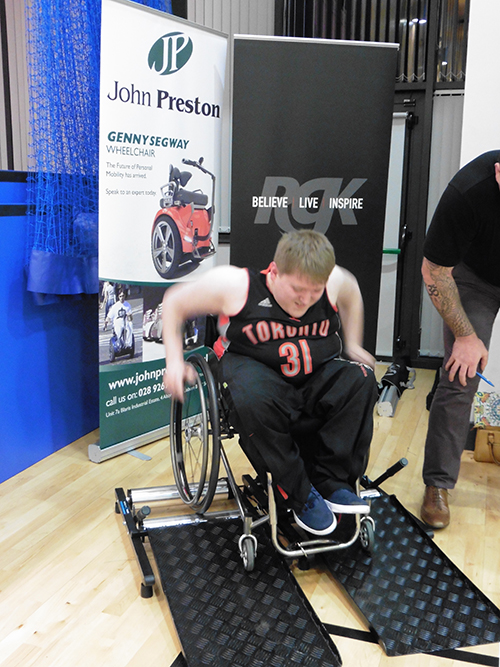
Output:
[
  {"xmin": 149, "ymin": 516, "xmax": 342, "ymax": 667},
  {"xmin": 323, "ymin": 492, "xmax": 500, "ymax": 656}
]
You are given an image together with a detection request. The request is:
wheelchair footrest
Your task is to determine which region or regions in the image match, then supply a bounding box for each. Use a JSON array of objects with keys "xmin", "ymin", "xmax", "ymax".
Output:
[{"xmin": 148, "ymin": 515, "xmax": 341, "ymax": 667}]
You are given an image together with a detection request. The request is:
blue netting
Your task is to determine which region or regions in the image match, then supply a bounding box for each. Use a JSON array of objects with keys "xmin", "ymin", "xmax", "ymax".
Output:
[{"xmin": 25, "ymin": 0, "xmax": 172, "ymax": 301}]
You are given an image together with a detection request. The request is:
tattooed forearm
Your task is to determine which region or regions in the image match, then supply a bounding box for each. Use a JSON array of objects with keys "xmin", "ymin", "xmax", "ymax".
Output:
[{"xmin": 423, "ymin": 260, "xmax": 475, "ymax": 337}]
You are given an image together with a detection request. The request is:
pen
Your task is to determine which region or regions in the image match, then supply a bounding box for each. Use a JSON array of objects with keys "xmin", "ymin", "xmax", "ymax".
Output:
[{"xmin": 477, "ymin": 372, "xmax": 495, "ymax": 387}]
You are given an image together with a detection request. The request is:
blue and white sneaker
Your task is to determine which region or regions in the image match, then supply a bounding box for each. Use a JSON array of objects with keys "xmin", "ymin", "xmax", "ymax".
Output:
[
  {"xmin": 325, "ymin": 488, "xmax": 370, "ymax": 515},
  {"xmin": 293, "ymin": 486, "xmax": 337, "ymax": 536}
]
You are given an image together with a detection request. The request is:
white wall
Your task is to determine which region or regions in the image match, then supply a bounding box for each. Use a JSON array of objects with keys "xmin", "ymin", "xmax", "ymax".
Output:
[
  {"xmin": 460, "ymin": 0, "xmax": 500, "ymax": 165},
  {"xmin": 460, "ymin": 0, "xmax": 500, "ymax": 390},
  {"xmin": 420, "ymin": 91, "xmax": 464, "ymax": 358},
  {"xmin": 187, "ymin": 0, "xmax": 275, "ymax": 232}
]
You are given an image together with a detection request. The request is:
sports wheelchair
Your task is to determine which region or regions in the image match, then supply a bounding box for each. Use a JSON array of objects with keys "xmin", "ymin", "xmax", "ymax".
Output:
[{"xmin": 166, "ymin": 349, "xmax": 406, "ymax": 573}]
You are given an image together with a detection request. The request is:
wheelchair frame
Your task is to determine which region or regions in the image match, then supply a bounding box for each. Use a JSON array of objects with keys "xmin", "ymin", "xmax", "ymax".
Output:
[
  {"xmin": 169, "ymin": 350, "xmax": 386, "ymax": 572},
  {"xmin": 115, "ymin": 349, "xmax": 407, "ymax": 595}
]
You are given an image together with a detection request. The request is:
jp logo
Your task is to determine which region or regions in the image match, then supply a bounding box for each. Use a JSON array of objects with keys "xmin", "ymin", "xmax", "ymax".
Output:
[
  {"xmin": 148, "ymin": 32, "xmax": 193, "ymax": 75},
  {"xmin": 253, "ymin": 177, "xmax": 367, "ymax": 233}
]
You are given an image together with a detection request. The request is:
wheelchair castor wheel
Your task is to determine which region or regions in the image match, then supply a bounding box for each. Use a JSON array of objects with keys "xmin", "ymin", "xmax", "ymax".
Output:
[
  {"xmin": 359, "ymin": 516, "xmax": 375, "ymax": 552},
  {"xmin": 239, "ymin": 535, "xmax": 257, "ymax": 572}
]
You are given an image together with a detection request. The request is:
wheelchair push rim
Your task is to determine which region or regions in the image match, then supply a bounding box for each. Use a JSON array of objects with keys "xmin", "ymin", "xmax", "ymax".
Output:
[{"xmin": 170, "ymin": 352, "xmax": 221, "ymax": 514}]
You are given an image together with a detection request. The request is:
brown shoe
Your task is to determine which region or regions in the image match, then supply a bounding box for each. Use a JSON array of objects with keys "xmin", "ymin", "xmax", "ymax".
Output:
[{"xmin": 420, "ymin": 486, "xmax": 450, "ymax": 528}]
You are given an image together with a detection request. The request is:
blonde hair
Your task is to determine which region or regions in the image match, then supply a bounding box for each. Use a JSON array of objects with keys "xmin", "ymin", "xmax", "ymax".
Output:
[{"xmin": 273, "ymin": 230, "xmax": 336, "ymax": 283}]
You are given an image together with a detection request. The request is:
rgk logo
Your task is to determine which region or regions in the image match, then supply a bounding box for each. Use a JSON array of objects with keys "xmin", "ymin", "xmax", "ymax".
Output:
[
  {"xmin": 253, "ymin": 177, "xmax": 367, "ymax": 233},
  {"xmin": 148, "ymin": 32, "xmax": 193, "ymax": 75}
]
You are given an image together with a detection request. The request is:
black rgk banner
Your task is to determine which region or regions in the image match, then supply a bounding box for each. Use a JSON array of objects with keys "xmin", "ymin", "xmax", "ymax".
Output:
[{"xmin": 230, "ymin": 37, "xmax": 398, "ymax": 353}]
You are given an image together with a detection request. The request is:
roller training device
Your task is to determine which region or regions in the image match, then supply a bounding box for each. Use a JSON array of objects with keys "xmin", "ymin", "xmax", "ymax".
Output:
[{"xmin": 115, "ymin": 351, "xmax": 500, "ymax": 663}]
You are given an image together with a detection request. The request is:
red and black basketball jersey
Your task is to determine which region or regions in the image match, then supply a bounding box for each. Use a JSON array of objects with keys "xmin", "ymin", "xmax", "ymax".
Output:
[{"xmin": 222, "ymin": 269, "xmax": 342, "ymax": 385}]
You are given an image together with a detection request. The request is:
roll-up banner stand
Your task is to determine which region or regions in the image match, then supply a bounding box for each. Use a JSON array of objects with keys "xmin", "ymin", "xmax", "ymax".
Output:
[
  {"xmin": 90, "ymin": 0, "xmax": 227, "ymax": 462},
  {"xmin": 230, "ymin": 36, "xmax": 398, "ymax": 354}
]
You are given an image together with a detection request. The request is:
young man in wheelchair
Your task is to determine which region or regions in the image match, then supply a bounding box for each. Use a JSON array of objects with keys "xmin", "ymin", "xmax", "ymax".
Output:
[{"xmin": 162, "ymin": 230, "xmax": 378, "ymax": 536}]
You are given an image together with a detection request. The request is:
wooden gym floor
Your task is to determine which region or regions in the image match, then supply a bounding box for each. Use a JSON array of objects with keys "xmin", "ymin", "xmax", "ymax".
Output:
[{"xmin": 0, "ymin": 366, "xmax": 499, "ymax": 667}]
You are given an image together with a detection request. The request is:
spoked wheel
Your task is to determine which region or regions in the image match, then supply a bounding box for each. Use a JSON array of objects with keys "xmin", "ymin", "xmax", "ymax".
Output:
[
  {"xmin": 151, "ymin": 215, "xmax": 182, "ymax": 279},
  {"xmin": 359, "ymin": 516, "xmax": 375, "ymax": 552},
  {"xmin": 170, "ymin": 352, "xmax": 221, "ymax": 514}
]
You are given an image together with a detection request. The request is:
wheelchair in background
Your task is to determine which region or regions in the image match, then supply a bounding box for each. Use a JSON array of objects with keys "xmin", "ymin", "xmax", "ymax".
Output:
[{"xmin": 169, "ymin": 349, "xmax": 405, "ymax": 572}]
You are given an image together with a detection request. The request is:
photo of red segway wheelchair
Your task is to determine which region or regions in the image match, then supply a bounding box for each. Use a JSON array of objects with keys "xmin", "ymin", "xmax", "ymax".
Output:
[{"xmin": 151, "ymin": 157, "xmax": 216, "ymax": 280}]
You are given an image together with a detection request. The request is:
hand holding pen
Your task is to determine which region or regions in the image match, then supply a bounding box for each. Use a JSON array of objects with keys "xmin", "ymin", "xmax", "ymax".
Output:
[{"xmin": 477, "ymin": 372, "xmax": 494, "ymax": 387}]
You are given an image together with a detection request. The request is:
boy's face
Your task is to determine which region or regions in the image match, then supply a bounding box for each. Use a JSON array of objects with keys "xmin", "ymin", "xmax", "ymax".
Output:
[
  {"xmin": 267, "ymin": 262, "xmax": 326, "ymax": 319},
  {"xmin": 495, "ymin": 162, "xmax": 500, "ymax": 190}
]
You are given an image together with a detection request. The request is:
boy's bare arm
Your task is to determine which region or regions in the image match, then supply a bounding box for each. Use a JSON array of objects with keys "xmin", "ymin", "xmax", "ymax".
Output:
[{"xmin": 162, "ymin": 266, "xmax": 248, "ymax": 399}]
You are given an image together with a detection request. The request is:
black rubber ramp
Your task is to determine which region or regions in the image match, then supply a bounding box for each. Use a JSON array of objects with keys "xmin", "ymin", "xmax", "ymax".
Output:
[
  {"xmin": 323, "ymin": 492, "xmax": 500, "ymax": 656},
  {"xmin": 149, "ymin": 516, "xmax": 342, "ymax": 667}
]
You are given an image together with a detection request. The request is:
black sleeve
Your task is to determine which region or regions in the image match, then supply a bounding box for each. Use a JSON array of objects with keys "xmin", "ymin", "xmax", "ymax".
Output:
[{"xmin": 423, "ymin": 184, "xmax": 477, "ymax": 267}]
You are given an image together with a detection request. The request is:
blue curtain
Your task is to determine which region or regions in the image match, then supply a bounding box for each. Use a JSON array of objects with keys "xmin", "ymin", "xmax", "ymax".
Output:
[{"xmin": 25, "ymin": 0, "xmax": 172, "ymax": 304}]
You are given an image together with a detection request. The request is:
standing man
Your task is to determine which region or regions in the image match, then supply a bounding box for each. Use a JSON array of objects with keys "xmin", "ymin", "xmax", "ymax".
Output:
[
  {"xmin": 100, "ymin": 280, "xmax": 116, "ymax": 328},
  {"xmin": 420, "ymin": 150, "xmax": 500, "ymax": 528},
  {"xmin": 162, "ymin": 230, "xmax": 378, "ymax": 536},
  {"xmin": 106, "ymin": 290, "xmax": 134, "ymax": 349}
]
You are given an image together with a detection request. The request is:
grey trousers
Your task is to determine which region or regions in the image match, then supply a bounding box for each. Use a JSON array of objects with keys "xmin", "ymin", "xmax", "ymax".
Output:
[{"xmin": 423, "ymin": 263, "xmax": 500, "ymax": 488}]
